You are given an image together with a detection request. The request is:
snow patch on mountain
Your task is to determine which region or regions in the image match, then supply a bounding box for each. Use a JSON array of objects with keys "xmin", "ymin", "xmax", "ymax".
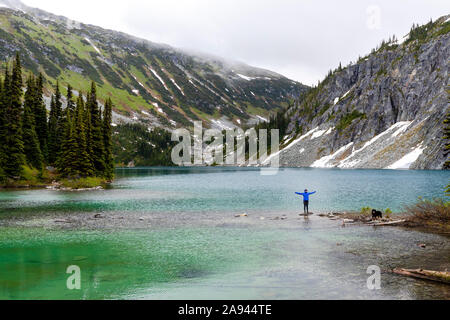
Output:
[
  {"xmin": 236, "ymin": 73, "xmax": 256, "ymax": 81},
  {"xmin": 311, "ymin": 143, "xmax": 354, "ymax": 168},
  {"xmin": 262, "ymin": 127, "xmax": 321, "ymax": 165},
  {"xmin": 170, "ymin": 78, "xmax": 184, "ymax": 96},
  {"xmin": 152, "ymin": 102, "xmax": 166, "ymax": 115},
  {"xmin": 132, "ymin": 75, "xmax": 144, "ymax": 88},
  {"xmin": 149, "ymin": 67, "xmax": 169, "ymax": 91},
  {"xmin": 311, "ymin": 129, "xmax": 327, "ymax": 139},
  {"xmin": 84, "ymin": 37, "xmax": 101, "ymax": 55},
  {"xmin": 386, "ymin": 146, "xmax": 425, "ymax": 169},
  {"xmin": 256, "ymin": 115, "xmax": 268, "ymax": 123},
  {"xmin": 339, "ymin": 121, "xmax": 412, "ymax": 166}
]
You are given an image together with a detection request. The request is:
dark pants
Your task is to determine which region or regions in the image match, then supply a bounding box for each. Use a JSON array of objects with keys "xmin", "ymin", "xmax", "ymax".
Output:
[{"xmin": 304, "ymin": 200, "xmax": 309, "ymax": 213}]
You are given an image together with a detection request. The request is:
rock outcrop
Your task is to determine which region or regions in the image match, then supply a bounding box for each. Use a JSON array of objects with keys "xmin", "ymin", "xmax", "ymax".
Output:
[{"xmin": 273, "ymin": 16, "xmax": 449, "ymax": 170}]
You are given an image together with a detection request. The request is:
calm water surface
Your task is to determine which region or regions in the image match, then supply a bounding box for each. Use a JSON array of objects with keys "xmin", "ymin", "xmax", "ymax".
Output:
[{"xmin": 0, "ymin": 168, "xmax": 449, "ymax": 299}]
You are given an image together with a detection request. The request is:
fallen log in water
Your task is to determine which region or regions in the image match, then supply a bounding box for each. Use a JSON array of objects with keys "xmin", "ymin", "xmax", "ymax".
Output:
[
  {"xmin": 393, "ymin": 268, "xmax": 450, "ymax": 284},
  {"xmin": 369, "ymin": 220, "xmax": 406, "ymax": 226}
]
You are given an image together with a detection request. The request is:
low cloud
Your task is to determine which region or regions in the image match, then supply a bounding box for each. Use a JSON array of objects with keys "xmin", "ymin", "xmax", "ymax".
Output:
[{"xmin": 23, "ymin": 0, "xmax": 450, "ymax": 85}]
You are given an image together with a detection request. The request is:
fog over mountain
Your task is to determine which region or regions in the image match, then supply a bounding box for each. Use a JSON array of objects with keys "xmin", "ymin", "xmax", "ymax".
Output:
[
  {"xmin": 0, "ymin": 0, "xmax": 309, "ymax": 131},
  {"xmin": 19, "ymin": 0, "xmax": 450, "ymax": 85}
]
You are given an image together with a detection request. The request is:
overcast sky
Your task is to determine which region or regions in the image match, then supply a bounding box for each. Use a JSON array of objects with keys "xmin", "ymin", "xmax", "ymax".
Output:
[{"xmin": 21, "ymin": 0, "xmax": 450, "ymax": 86}]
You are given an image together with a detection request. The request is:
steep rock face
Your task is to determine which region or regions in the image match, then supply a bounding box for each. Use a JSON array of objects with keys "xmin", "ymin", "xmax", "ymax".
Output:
[
  {"xmin": 0, "ymin": 0, "xmax": 308, "ymax": 129},
  {"xmin": 274, "ymin": 16, "xmax": 449, "ymax": 170}
]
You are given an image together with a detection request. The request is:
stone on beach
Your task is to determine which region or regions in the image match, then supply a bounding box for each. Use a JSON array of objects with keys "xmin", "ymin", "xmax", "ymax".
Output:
[{"xmin": 235, "ymin": 213, "xmax": 248, "ymax": 218}]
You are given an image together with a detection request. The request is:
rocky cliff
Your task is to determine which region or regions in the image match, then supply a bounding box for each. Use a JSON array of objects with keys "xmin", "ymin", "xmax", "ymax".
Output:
[{"xmin": 269, "ymin": 16, "xmax": 449, "ymax": 170}]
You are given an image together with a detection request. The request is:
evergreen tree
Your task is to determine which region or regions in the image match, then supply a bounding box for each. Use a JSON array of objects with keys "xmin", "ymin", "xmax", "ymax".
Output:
[
  {"xmin": 33, "ymin": 74, "xmax": 48, "ymax": 163},
  {"xmin": 84, "ymin": 95, "xmax": 94, "ymax": 167},
  {"xmin": 0, "ymin": 55, "xmax": 116, "ymax": 183},
  {"xmin": 3, "ymin": 54, "xmax": 25, "ymax": 179},
  {"xmin": 102, "ymin": 98, "xmax": 114, "ymax": 180},
  {"xmin": 56, "ymin": 108, "xmax": 79, "ymax": 177},
  {"xmin": 66, "ymin": 84, "xmax": 75, "ymax": 116},
  {"xmin": 0, "ymin": 70, "xmax": 5, "ymax": 182},
  {"xmin": 87, "ymin": 82, "xmax": 105, "ymax": 175},
  {"xmin": 74, "ymin": 94, "xmax": 94, "ymax": 176},
  {"xmin": 22, "ymin": 75, "xmax": 43, "ymax": 169},
  {"xmin": 47, "ymin": 82, "xmax": 63, "ymax": 165},
  {"xmin": 47, "ymin": 95, "xmax": 57, "ymax": 165},
  {"xmin": 0, "ymin": 56, "xmax": 115, "ymax": 182},
  {"xmin": 54, "ymin": 81, "xmax": 65, "ymax": 140}
]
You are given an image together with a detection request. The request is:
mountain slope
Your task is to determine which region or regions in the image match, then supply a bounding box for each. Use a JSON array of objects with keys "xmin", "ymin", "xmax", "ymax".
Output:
[
  {"xmin": 269, "ymin": 16, "xmax": 449, "ymax": 170},
  {"xmin": 0, "ymin": 0, "xmax": 308, "ymax": 129}
]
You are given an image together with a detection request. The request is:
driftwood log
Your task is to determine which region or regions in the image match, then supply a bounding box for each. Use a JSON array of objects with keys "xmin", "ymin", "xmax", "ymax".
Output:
[
  {"xmin": 368, "ymin": 220, "xmax": 406, "ymax": 226},
  {"xmin": 393, "ymin": 268, "xmax": 450, "ymax": 284}
]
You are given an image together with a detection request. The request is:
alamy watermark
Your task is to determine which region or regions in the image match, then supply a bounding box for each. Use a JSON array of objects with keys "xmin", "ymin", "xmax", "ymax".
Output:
[
  {"xmin": 171, "ymin": 122, "xmax": 280, "ymax": 175},
  {"xmin": 66, "ymin": 265, "xmax": 81, "ymax": 290},
  {"xmin": 366, "ymin": 5, "xmax": 382, "ymax": 30},
  {"xmin": 366, "ymin": 265, "xmax": 381, "ymax": 290}
]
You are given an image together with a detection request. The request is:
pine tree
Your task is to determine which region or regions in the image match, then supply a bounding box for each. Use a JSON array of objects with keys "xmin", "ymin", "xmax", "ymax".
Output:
[
  {"xmin": 84, "ymin": 95, "xmax": 94, "ymax": 167},
  {"xmin": 47, "ymin": 82, "xmax": 63, "ymax": 165},
  {"xmin": 47, "ymin": 95, "xmax": 57, "ymax": 165},
  {"xmin": 74, "ymin": 94, "xmax": 94, "ymax": 176},
  {"xmin": 0, "ymin": 69, "xmax": 5, "ymax": 182},
  {"xmin": 22, "ymin": 75, "xmax": 43, "ymax": 169},
  {"xmin": 66, "ymin": 84, "xmax": 75, "ymax": 116},
  {"xmin": 102, "ymin": 98, "xmax": 114, "ymax": 180},
  {"xmin": 56, "ymin": 108, "xmax": 79, "ymax": 177},
  {"xmin": 33, "ymin": 74, "xmax": 48, "ymax": 163},
  {"xmin": 87, "ymin": 82, "xmax": 105, "ymax": 175},
  {"xmin": 3, "ymin": 53, "xmax": 25, "ymax": 179},
  {"xmin": 55, "ymin": 81, "xmax": 65, "ymax": 141}
]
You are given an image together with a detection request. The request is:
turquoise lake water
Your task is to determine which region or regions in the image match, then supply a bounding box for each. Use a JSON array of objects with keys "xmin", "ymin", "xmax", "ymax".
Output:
[
  {"xmin": 0, "ymin": 168, "xmax": 449, "ymax": 300},
  {"xmin": 114, "ymin": 167, "xmax": 450, "ymax": 214}
]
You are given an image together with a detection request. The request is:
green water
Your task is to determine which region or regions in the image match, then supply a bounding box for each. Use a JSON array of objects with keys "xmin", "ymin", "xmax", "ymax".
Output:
[{"xmin": 0, "ymin": 168, "xmax": 449, "ymax": 300}]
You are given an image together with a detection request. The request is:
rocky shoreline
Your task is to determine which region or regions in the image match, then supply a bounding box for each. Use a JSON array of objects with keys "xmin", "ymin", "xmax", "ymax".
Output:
[
  {"xmin": 2, "ymin": 208, "xmax": 445, "ymax": 235},
  {"xmin": 314, "ymin": 211, "xmax": 450, "ymax": 236}
]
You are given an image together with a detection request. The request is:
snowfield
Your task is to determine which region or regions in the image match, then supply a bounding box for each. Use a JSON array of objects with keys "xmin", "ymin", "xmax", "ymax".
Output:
[
  {"xmin": 149, "ymin": 67, "xmax": 169, "ymax": 91},
  {"xmin": 311, "ymin": 143, "xmax": 354, "ymax": 168},
  {"xmin": 236, "ymin": 73, "xmax": 255, "ymax": 81},
  {"xmin": 386, "ymin": 146, "xmax": 425, "ymax": 169},
  {"xmin": 170, "ymin": 78, "xmax": 184, "ymax": 96},
  {"xmin": 271, "ymin": 120, "xmax": 429, "ymax": 170}
]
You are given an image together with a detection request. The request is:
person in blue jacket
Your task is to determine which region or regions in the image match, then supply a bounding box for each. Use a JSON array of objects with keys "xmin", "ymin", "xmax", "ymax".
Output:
[{"xmin": 295, "ymin": 189, "xmax": 317, "ymax": 214}]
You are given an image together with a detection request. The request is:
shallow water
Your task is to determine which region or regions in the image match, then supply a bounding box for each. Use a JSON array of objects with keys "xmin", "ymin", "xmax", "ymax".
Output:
[{"xmin": 0, "ymin": 168, "xmax": 449, "ymax": 300}]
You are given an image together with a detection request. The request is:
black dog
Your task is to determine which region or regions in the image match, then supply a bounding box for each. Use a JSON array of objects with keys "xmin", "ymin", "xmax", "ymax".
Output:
[{"xmin": 372, "ymin": 209, "xmax": 383, "ymax": 220}]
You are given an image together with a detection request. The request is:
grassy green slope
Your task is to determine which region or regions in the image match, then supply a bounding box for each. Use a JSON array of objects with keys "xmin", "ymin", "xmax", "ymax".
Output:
[{"xmin": 0, "ymin": 8, "xmax": 309, "ymax": 128}]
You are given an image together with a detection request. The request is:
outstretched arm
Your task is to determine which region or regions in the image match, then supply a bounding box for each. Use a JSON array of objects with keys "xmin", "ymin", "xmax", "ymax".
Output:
[
  {"xmin": 295, "ymin": 192, "xmax": 304, "ymax": 196},
  {"xmin": 309, "ymin": 191, "xmax": 317, "ymax": 195}
]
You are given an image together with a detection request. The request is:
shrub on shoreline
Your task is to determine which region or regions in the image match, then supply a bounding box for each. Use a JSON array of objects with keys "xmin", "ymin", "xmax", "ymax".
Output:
[
  {"xmin": 405, "ymin": 198, "xmax": 450, "ymax": 232},
  {"xmin": 59, "ymin": 177, "xmax": 108, "ymax": 189},
  {"xmin": 0, "ymin": 165, "xmax": 107, "ymax": 190}
]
